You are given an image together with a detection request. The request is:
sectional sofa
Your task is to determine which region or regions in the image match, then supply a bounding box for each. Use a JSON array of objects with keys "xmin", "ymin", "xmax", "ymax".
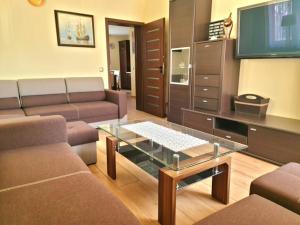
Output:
[
  {"xmin": 0, "ymin": 115, "xmax": 140, "ymax": 225},
  {"xmin": 0, "ymin": 77, "xmax": 127, "ymax": 165},
  {"xmin": 0, "ymin": 77, "xmax": 127, "ymax": 123}
]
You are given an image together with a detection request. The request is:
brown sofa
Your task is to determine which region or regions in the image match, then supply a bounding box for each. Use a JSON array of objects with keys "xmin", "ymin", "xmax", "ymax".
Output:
[
  {"xmin": 0, "ymin": 116, "xmax": 140, "ymax": 225},
  {"xmin": 250, "ymin": 162, "xmax": 300, "ymax": 214},
  {"xmin": 0, "ymin": 77, "xmax": 126, "ymax": 165},
  {"xmin": 194, "ymin": 194, "xmax": 300, "ymax": 225},
  {"xmin": 0, "ymin": 80, "xmax": 26, "ymax": 119},
  {"xmin": 16, "ymin": 77, "xmax": 127, "ymax": 123},
  {"xmin": 67, "ymin": 120, "xmax": 99, "ymax": 165}
]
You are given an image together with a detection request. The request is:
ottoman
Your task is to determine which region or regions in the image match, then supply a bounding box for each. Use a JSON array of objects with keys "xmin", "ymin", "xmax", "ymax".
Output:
[
  {"xmin": 67, "ymin": 121, "xmax": 99, "ymax": 165},
  {"xmin": 250, "ymin": 162, "xmax": 300, "ymax": 214},
  {"xmin": 194, "ymin": 195, "xmax": 300, "ymax": 225}
]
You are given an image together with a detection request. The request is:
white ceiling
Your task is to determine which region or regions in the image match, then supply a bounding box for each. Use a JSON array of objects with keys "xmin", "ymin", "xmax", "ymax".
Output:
[{"xmin": 109, "ymin": 25, "xmax": 132, "ymax": 36}]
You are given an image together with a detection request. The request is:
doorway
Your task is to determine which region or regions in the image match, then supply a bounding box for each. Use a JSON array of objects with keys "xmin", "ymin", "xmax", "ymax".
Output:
[
  {"xmin": 105, "ymin": 18, "xmax": 166, "ymax": 118},
  {"xmin": 108, "ymin": 25, "xmax": 135, "ymax": 94}
]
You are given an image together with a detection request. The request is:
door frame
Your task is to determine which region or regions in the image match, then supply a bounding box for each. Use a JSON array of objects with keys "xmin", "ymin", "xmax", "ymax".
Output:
[{"xmin": 105, "ymin": 18, "xmax": 144, "ymax": 110}]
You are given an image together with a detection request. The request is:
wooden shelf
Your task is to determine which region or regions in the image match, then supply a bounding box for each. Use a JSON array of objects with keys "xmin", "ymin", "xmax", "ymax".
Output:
[{"xmin": 182, "ymin": 108, "xmax": 300, "ymax": 165}]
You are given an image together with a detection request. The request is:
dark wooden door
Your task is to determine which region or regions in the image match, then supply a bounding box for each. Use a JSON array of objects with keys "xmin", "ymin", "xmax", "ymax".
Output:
[
  {"xmin": 119, "ymin": 40, "xmax": 131, "ymax": 90},
  {"xmin": 142, "ymin": 18, "xmax": 165, "ymax": 117}
]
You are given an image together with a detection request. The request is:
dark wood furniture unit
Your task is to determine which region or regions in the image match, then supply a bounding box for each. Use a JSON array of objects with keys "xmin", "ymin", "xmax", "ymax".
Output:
[
  {"xmin": 248, "ymin": 126, "xmax": 300, "ymax": 165},
  {"xmin": 193, "ymin": 39, "xmax": 240, "ymax": 113},
  {"xmin": 119, "ymin": 40, "xmax": 131, "ymax": 90},
  {"xmin": 182, "ymin": 108, "xmax": 214, "ymax": 134},
  {"xmin": 182, "ymin": 108, "xmax": 300, "ymax": 165},
  {"xmin": 168, "ymin": 0, "xmax": 212, "ymax": 124}
]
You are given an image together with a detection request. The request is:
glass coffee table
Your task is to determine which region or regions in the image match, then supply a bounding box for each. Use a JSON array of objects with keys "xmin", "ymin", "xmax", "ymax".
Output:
[{"xmin": 98, "ymin": 120, "xmax": 247, "ymax": 225}]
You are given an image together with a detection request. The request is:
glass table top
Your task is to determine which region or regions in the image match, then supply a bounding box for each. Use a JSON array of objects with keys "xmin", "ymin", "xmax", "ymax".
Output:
[{"xmin": 98, "ymin": 120, "xmax": 247, "ymax": 171}]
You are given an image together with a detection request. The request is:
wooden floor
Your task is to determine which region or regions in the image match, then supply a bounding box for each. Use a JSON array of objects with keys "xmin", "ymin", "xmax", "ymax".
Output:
[{"xmin": 89, "ymin": 97, "xmax": 278, "ymax": 225}]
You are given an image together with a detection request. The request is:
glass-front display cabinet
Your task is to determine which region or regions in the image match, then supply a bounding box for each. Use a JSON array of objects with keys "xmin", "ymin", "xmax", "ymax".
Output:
[{"xmin": 170, "ymin": 47, "xmax": 191, "ymax": 85}]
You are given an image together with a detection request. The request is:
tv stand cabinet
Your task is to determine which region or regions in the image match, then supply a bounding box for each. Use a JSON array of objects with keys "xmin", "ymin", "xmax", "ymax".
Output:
[{"xmin": 182, "ymin": 108, "xmax": 300, "ymax": 165}]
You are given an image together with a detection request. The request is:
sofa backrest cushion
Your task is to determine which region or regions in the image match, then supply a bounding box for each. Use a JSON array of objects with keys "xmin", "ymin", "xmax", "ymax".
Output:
[
  {"xmin": 18, "ymin": 78, "xmax": 68, "ymax": 107},
  {"xmin": 0, "ymin": 80, "xmax": 20, "ymax": 109},
  {"xmin": 65, "ymin": 77, "xmax": 106, "ymax": 103}
]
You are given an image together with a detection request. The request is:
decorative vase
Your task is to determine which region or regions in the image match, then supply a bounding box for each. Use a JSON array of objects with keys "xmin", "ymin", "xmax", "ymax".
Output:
[{"xmin": 224, "ymin": 13, "xmax": 233, "ymax": 39}]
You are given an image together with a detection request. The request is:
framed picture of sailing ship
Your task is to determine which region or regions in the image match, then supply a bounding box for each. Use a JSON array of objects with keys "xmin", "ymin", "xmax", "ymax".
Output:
[{"xmin": 54, "ymin": 10, "xmax": 95, "ymax": 48}]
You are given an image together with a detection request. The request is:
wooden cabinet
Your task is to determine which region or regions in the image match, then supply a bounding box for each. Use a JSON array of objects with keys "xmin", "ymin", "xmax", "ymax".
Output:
[
  {"xmin": 248, "ymin": 126, "xmax": 300, "ymax": 165},
  {"xmin": 182, "ymin": 109, "xmax": 214, "ymax": 134},
  {"xmin": 169, "ymin": 0, "xmax": 211, "ymax": 48},
  {"xmin": 195, "ymin": 75, "xmax": 220, "ymax": 87},
  {"xmin": 169, "ymin": 0, "xmax": 194, "ymax": 48},
  {"xmin": 119, "ymin": 40, "xmax": 131, "ymax": 90},
  {"xmin": 214, "ymin": 129, "xmax": 247, "ymax": 145},
  {"xmin": 168, "ymin": 0, "xmax": 212, "ymax": 124},
  {"xmin": 193, "ymin": 40, "xmax": 240, "ymax": 113},
  {"xmin": 194, "ymin": 41, "xmax": 223, "ymax": 75},
  {"xmin": 182, "ymin": 108, "xmax": 300, "ymax": 165}
]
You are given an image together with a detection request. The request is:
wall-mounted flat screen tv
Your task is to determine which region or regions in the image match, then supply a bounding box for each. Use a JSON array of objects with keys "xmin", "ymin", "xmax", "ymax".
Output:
[{"xmin": 237, "ymin": 0, "xmax": 300, "ymax": 58}]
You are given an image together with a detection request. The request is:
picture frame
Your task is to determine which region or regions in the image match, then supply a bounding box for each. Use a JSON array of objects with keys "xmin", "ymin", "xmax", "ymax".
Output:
[{"xmin": 54, "ymin": 10, "xmax": 95, "ymax": 48}]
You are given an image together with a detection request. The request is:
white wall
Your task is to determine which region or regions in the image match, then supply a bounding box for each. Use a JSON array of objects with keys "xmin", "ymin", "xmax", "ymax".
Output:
[
  {"xmin": 0, "ymin": 0, "xmax": 146, "ymax": 88},
  {"xmin": 109, "ymin": 35, "xmax": 129, "ymax": 71}
]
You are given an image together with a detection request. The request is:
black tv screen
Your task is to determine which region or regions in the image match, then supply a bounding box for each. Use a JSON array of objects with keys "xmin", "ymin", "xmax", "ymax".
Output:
[{"xmin": 237, "ymin": 0, "xmax": 300, "ymax": 58}]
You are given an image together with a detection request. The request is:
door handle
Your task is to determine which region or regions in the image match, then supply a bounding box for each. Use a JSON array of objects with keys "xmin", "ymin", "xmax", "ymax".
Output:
[{"xmin": 160, "ymin": 64, "xmax": 165, "ymax": 75}]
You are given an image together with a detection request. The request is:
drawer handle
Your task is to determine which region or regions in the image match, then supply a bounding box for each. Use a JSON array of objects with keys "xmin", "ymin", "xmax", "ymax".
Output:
[
  {"xmin": 203, "ymin": 77, "xmax": 209, "ymax": 80},
  {"xmin": 204, "ymin": 45, "xmax": 210, "ymax": 48},
  {"xmin": 203, "ymin": 88, "xmax": 208, "ymax": 91},
  {"xmin": 250, "ymin": 128, "xmax": 257, "ymax": 132},
  {"xmin": 202, "ymin": 100, "xmax": 208, "ymax": 103},
  {"xmin": 225, "ymin": 135, "xmax": 232, "ymax": 139},
  {"xmin": 206, "ymin": 118, "xmax": 212, "ymax": 121}
]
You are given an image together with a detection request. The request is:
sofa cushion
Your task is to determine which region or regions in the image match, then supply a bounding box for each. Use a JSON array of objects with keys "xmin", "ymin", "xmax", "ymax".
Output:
[
  {"xmin": 0, "ymin": 80, "xmax": 20, "ymax": 109},
  {"xmin": 279, "ymin": 162, "xmax": 300, "ymax": 177},
  {"xmin": 23, "ymin": 104, "xmax": 78, "ymax": 121},
  {"xmin": 18, "ymin": 78, "xmax": 68, "ymax": 107},
  {"xmin": 250, "ymin": 163, "xmax": 300, "ymax": 214},
  {"xmin": 0, "ymin": 109, "xmax": 25, "ymax": 119},
  {"xmin": 0, "ymin": 116, "xmax": 67, "ymax": 151},
  {"xmin": 0, "ymin": 97, "xmax": 20, "ymax": 110},
  {"xmin": 71, "ymin": 101, "xmax": 118, "ymax": 120},
  {"xmin": 0, "ymin": 143, "xmax": 88, "ymax": 190},
  {"xmin": 67, "ymin": 121, "xmax": 99, "ymax": 146},
  {"xmin": 0, "ymin": 173, "xmax": 141, "ymax": 225},
  {"xmin": 65, "ymin": 77, "xmax": 105, "ymax": 103},
  {"xmin": 68, "ymin": 91, "xmax": 106, "ymax": 103},
  {"xmin": 21, "ymin": 94, "xmax": 68, "ymax": 107},
  {"xmin": 194, "ymin": 195, "xmax": 300, "ymax": 225}
]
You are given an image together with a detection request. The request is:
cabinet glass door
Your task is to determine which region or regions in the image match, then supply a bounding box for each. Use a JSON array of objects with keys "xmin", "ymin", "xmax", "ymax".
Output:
[{"xmin": 170, "ymin": 47, "xmax": 191, "ymax": 85}]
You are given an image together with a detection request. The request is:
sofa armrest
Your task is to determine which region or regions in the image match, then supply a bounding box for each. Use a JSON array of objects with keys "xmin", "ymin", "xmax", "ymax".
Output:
[
  {"xmin": 0, "ymin": 115, "xmax": 67, "ymax": 151},
  {"xmin": 105, "ymin": 90, "xmax": 127, "ymax": 118}
]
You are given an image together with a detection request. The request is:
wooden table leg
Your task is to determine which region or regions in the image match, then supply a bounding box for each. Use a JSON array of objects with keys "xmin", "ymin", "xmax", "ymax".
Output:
[
  {"xmin": 158, "ymin": 156, "xmax": 231, "ymax": 225},
  {"xmin": 212, "ymin": 161, "xmax": 231, "ymax": 204},
  {"xmin": 158, "ymin": 169, "xmax": 177, "ymax": 225},
  {"xmin": 106, "ymin": 136, "xmax": 118, "ymax": 180}
]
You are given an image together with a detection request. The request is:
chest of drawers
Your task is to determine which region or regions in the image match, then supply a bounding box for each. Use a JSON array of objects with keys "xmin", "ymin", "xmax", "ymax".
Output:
[{"xmin": 193, "ymin": 40, "xmax": 240, "ymax": 113}]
